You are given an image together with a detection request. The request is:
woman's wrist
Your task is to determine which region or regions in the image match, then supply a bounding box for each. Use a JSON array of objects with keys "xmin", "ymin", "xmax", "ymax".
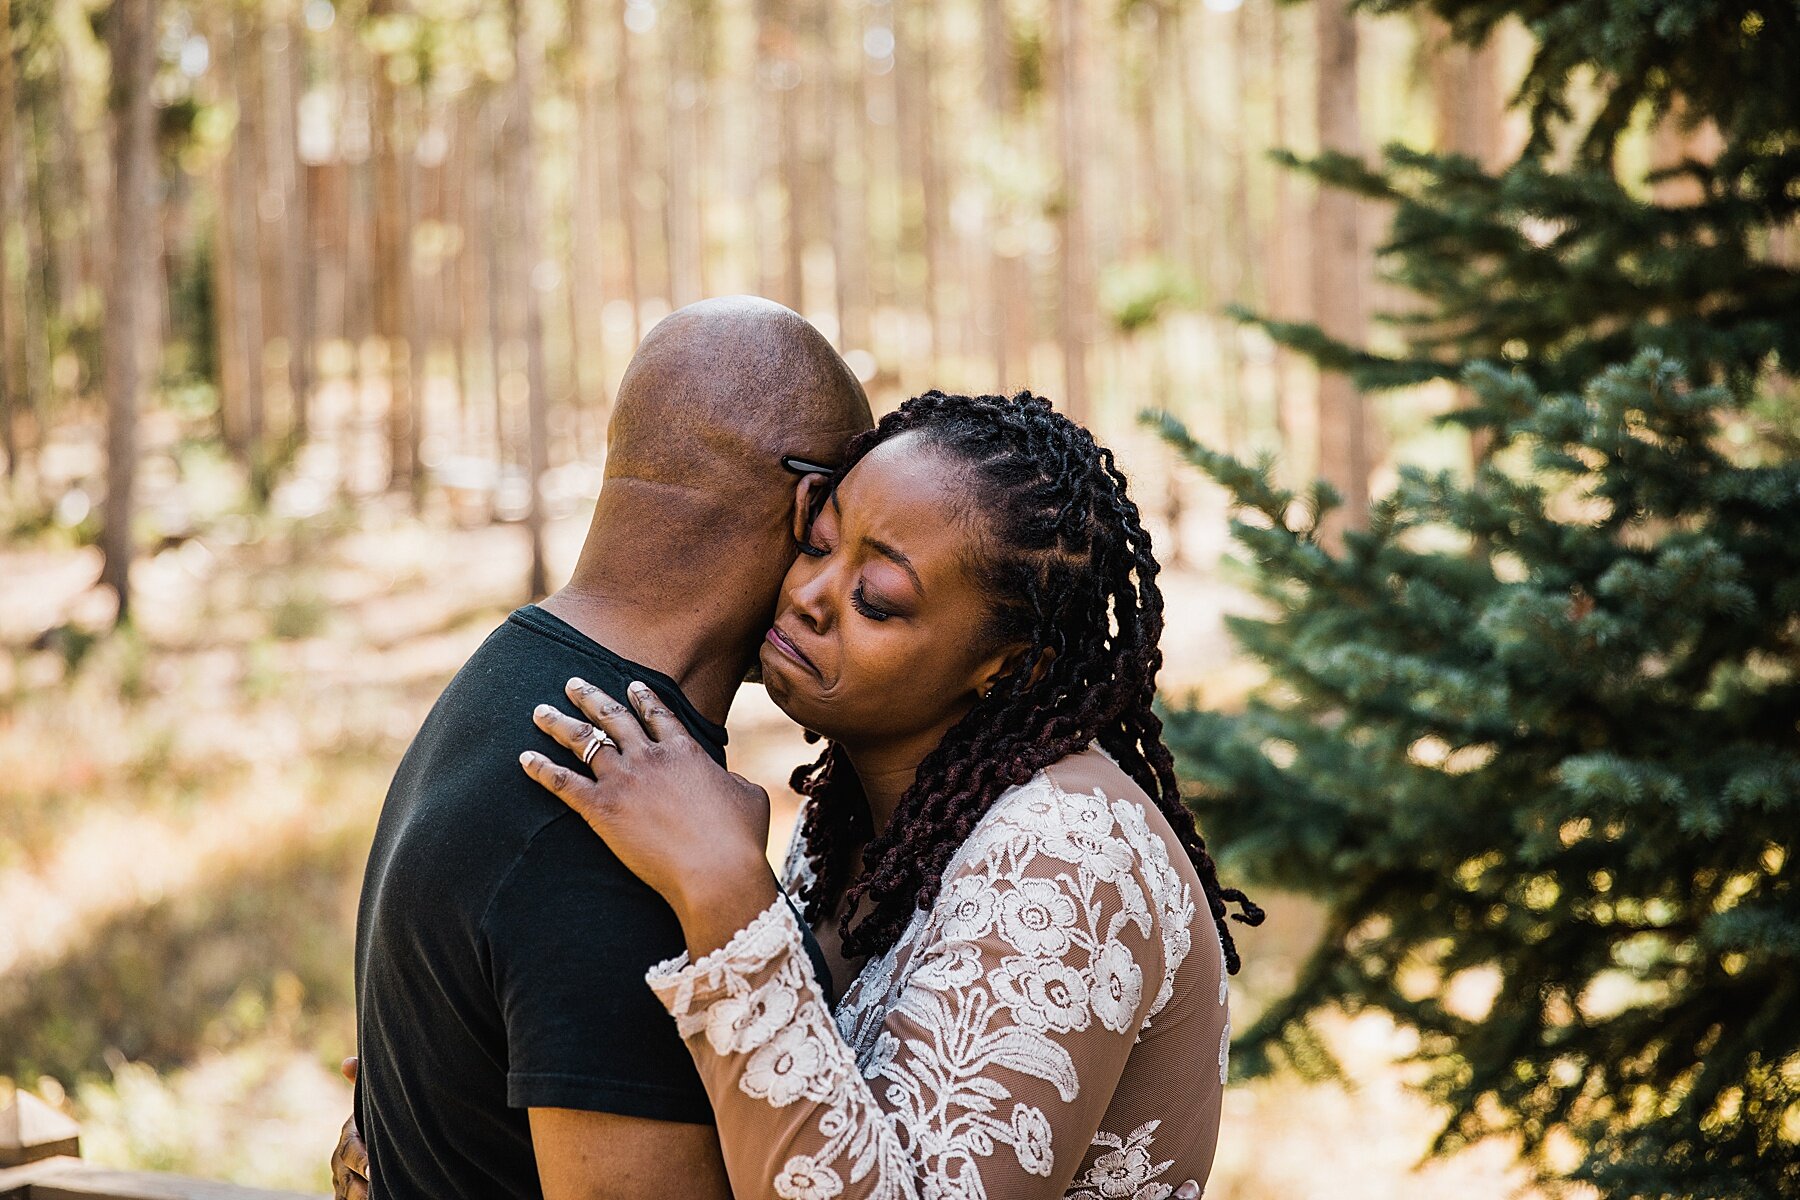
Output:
[{"xmin": 674, "ymin": 863, "xmax": 782, "ymax": 962}]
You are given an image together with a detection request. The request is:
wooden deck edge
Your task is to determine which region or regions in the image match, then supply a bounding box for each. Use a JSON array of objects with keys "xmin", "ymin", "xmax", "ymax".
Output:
[{"xmin": 0, "ymin": 1158, "xmax": 325, "ymax": 1200}]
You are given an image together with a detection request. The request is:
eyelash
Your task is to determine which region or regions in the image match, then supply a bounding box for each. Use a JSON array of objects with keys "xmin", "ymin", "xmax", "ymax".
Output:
[
  {"xmin": 799, "ymin": 517, "xmax": 891, "ymax": 621},
  {"xmin": 798, "ymin": 510, "xmax": 831, "ymax": 557},
  {"xmin": 851, "ymin": 584, "xmax": 891, "ymax": 622}
]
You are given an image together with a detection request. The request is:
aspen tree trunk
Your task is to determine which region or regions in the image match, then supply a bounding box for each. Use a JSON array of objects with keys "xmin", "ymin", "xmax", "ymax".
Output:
[
  {"xmin": 1427, "ymin": 19, "xmax": 1501, "ymax": 173},
  {"xmin": 1218, "ymin": 1, "xmax": 1255, "ymax": 452},
  {"xmin": 1148, "ymin": 10, "xmax": 1185, "ymax": 272},
  {"xmin": 831, "ymin": 0, "xmax": 870, "ymax": 353},
  {"xmin": 1136, "ymin": 12, "xmax": 1185, "ymax": 560},
  {"xmin": 0, "ymin": 0, "xmax": 17, "ymax": 482},
  {"xmin": 981, "ymin": 0, "xmax": 1025, "ymax": 390},
  {"xmin": 227, "ymin": 11, "xmax": 267, "ymax": 472},
  {"xmin": 1130, "ymin": 24, "xmax": 1165, "ymax": 261},
  {"xmin": 101, "ymin": 0, "xmax": 159, "ymax": 621},
  {"xmin": 892, "ymin": 0, "xmax": 924, "ymax": 383},
  {"xmin": 918, "ymin": 6, "xmax": 949, "ymax": 369},
  {"xmin": 370, "ymin": 1, "xmax": 414, "ymax": 498},
  {"xmin": 252, "ymin": 22, "xmax": 287, "ymax": 445},
  {"xmin": 819, "ymin": 0, "xmax": 847, "ymax": 343},
  {"xmin": 277, "ymin": 12, "xmax": 316, "ymax": 441},
  {"xmin": 640, "ymin": 7, "xmax": 673, "ymax": 308},
  {"xmin": 484, "ymin": 91, "xmax": 508, "ymax": 475},
  {"xmin": 613, "ymin": 0, "xmax": 643, "ymax": 343},
  {"xmin": 1425, "ymin": 16, "xmax": 1502, "ymax": 467},
  {"xmin": 348, "ymin": 34, "xmax": 371, "ymax": 348},
  {"xmin": 1312, "ymin": 0, "xmax": 1369, "ymax": 543},
  {"xmin": 214, "ymin": 125, "xmax": 243, "ymax": 455},
  {"xmin": 50, "ymin": 44, "xmax": 95, "ymax": 338},
  {"xmin": 692, "ymin": 11, "xmax": 715, "ymax": 299},
  {"xmin": 778, "ymin": 0, "xmax": 804, "ymax": 311},
  {"xmin": 1168, "ymin": 6, "xmax": 1207, "ymax": 291},
  {"xmin": 1052, "ymin": 0, "xmax": 1090, "ymax": 423},
  {"xmin": 568, "ymin": 0, "xmax": 609, "ymax": 429},
  {"xmin": 20, "ymin": 107, "xmax": 49, "ymax": 440},
  {"xmin": 665, "ymin": 0, "xmax": 703, "ymax": 309},
  {"xmin": 407, "ymin": 97, "xmax": 434, "ymax": 493},
  {"xmin": 1266, "ymin": 0, "xmax": 1300, "ymax": 463},
  {"xmin": 895, "ymin": 0, "xmax": 945, "ymax": 373},
  {"xmin": 507, "ymin": 0, "xmax": 552, "ymax": 600},
  {"xmin": 448, "ymin": 98, "xmax": 473, "ymax": 446}
]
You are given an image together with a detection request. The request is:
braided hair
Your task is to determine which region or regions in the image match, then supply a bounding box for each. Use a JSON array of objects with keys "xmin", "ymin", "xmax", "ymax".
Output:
[{"xmin": 788, "ymin": 390, "xmax": 1262, "ymax": 972}]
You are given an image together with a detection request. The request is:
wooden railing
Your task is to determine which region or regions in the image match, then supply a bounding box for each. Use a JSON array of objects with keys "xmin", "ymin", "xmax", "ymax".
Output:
[{"xmin": 0, "ymin": 1091, "xmax": 324, "ymax": 1200}]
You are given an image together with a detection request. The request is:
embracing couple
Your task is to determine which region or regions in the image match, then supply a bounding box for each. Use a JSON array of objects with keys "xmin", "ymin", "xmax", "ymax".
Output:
[{"xmin": 334, "ymin": 296, "xmax": 1260, "ymax": 1200}]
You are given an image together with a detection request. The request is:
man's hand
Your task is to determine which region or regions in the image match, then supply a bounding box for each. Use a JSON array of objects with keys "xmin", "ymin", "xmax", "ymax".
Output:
[{"xmin": 332, "ymin": 1056, "xmax": 370, "ymax": 1200}]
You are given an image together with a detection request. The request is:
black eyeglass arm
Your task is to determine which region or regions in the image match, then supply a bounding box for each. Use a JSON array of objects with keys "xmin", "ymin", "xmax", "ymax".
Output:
[{"xmin": 781, "ymin": 456, "xmax": 840, "ymax": 476}]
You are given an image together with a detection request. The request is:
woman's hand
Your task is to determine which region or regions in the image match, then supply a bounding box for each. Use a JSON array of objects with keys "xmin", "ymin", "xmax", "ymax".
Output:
[{"xmin": 521, "ymin": 678, "xmax": 781, "ymax": 958}]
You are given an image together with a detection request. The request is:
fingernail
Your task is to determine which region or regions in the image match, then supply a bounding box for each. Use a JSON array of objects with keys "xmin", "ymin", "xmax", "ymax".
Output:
[
  {"xmin": 628, "ymin": 681, "xmax": 649, "ymax": 696},
  {"xmin": 519, "ymin": 751, "xmax": 535, "ymax": 766},
  {"xmin": 568, "ymin": 676, "xmax": 588, "ymax": 691},
  {"xmin": 534, "ymin": 703, "xmax": 552, "ymax": 718}
]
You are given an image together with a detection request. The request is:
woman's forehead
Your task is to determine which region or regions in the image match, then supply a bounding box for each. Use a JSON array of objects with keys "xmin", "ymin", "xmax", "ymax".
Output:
[
  {"xmin": 838, "ymin": 439, "xmax": 984, "ymax": 584},
  {"xmin": 842, "ymin": 434, "xmax": 965, "ymax": 507}
]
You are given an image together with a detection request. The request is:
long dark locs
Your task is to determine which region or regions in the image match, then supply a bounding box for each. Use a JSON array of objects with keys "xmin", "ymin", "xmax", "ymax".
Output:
[{"xmin": 788, "ymin": 391, "xmax": 1263, "ymax": 972}]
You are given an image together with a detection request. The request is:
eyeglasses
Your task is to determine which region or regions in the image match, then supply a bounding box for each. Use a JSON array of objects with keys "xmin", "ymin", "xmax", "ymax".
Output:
[{"xmin": 780, "ymin": 455, "xmax": 839, "ymax": 477}]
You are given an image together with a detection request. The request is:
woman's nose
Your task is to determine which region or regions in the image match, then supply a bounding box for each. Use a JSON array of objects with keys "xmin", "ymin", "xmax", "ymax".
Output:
[{"xmin": 789, "ymin": 560, "xmax": 835, "ymax": 632}]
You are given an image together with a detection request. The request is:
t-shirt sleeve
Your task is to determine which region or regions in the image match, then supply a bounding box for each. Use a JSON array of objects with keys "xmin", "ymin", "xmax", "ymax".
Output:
[{"xmin": 481, "ymin": 810, "xmax": 715, "ymax": 1124}]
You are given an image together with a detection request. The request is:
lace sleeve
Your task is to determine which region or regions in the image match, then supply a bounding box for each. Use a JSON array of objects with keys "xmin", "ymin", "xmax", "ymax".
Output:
[{"xmin": 645, "ymin": 776, "xmax": 1173, "ymax": 1200}]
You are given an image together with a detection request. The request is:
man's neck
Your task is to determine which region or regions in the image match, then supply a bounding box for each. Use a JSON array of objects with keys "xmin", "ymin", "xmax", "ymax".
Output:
[{"xmin": 537, "ymin": 581, "xmax": 755, "ymax": 727}]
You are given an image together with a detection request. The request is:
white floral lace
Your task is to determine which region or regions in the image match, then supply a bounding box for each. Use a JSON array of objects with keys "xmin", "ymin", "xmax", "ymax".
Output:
[{"xmin": 647, "ymin": 757, "xmax": 1228, "ymax": 1200}]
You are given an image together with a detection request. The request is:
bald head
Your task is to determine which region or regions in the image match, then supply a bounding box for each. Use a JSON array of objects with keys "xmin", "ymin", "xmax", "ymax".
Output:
[
  {"xmin": 552, "ymin": 299, "xmax": 868, "ymax": 708},
  {"xmin": 605, "ymin": 296, "xmax": 871, "ymax": 490}
]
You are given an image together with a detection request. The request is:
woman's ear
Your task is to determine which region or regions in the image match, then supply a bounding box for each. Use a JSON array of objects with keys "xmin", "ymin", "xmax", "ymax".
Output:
[
  {"xmin": 979, "ymin": 644, "xmax": 1055, "ymax": 699},
  {"xmin": 791, "ymin": 472, "xmax": 831, "ymax": 546}
]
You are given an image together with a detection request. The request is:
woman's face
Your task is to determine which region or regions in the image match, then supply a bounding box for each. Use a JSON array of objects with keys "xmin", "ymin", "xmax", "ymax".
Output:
[{"xmin": 759, "ymin": 432, "xmax": 1021, "ymax": 753}]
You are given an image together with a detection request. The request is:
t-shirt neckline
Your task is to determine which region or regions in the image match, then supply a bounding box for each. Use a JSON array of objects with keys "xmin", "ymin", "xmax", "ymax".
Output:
[{"xmin": 508, "ymin": 604, "xmax": 730, "ymax": 748}]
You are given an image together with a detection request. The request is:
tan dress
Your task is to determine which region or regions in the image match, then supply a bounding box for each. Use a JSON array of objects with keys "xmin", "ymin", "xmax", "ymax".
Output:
[{"xmin": 645, "ymin": 745, "xmax": 1230, "ymax": 1200}]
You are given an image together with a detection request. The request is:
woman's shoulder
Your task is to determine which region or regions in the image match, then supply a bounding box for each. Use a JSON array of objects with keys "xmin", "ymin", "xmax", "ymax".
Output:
[
  {"xmin": 1041, "ymin": 744, "xmax": 1156, "ymax": 811},
  {"xmin": 957, "ymin": 745, "xmax": 1180, "ymax": 881},
  {"xmin": 945, "ymin": 746, "xmax": 1206, "ymax": 1028}
]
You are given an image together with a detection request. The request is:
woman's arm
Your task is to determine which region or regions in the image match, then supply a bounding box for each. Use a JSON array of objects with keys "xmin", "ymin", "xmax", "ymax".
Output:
[
  {"xmin": 643, "ymin": 778, "xmax": 1179, "ymax": 1200},
  {"xmin": 521, "ymin": 683, "xmax": 1190, "ymax": 1199}
]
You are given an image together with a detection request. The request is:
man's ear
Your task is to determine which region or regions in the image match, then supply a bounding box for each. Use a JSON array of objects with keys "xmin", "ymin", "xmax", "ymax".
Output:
[{"xmin": 791, "ymin": 472, "xmax": 831, "ymax": 545}]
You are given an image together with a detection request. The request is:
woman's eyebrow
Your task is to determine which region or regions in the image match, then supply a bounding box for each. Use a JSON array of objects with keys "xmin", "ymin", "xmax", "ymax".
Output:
[{"xmin": 866, "ymin": 539, "xmax": 924, "ymax": 596}]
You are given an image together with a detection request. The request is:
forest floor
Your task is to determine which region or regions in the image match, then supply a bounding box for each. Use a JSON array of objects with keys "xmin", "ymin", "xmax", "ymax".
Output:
[{"xmin": 0, "ymin": 417, "xmax": 1538, "ymax": 1198}]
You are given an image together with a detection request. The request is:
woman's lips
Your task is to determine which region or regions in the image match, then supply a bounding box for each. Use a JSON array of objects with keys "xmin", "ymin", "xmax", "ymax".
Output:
[{"xmin": 765, "ymin": 626, "xmax": 818, "ymax": 675}]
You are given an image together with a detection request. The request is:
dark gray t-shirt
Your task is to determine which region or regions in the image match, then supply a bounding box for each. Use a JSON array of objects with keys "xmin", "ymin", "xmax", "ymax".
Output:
[{"xmin": 354, "ymin": 605, "xmax": 829, "ymax": 1200}]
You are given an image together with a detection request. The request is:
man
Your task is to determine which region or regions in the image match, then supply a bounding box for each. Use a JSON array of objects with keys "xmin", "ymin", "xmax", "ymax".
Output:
[{"xmin": 339, "ymin": 297, "xmax": 872, "ymax": 1199}]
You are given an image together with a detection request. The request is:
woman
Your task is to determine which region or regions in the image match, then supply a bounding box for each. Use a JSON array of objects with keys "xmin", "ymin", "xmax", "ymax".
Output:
[{"xmin": 523, "ymin": 391, "xmax": 1260, "ymax": 1199}]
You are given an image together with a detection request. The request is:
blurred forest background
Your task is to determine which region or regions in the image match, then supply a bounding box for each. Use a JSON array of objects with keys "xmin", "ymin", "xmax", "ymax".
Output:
[{"xmin": 0, "ymin": 0, "xmax": 1794, "ymax": 1194}]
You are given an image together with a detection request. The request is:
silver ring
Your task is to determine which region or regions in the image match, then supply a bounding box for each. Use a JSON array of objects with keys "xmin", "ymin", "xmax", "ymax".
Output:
[{"xmin": 579, "ymin": 731, "xmax": 615, "ymax": 765}]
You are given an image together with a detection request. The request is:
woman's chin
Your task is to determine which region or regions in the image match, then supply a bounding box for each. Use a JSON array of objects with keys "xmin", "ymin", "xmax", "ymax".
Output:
[
  {"xmin": 758, "ymin": 647, "xmax": 838, "ymax": 736},
  {"xmin": 758, "ymin": 644, "xmax": 807, "ymax": 706}
]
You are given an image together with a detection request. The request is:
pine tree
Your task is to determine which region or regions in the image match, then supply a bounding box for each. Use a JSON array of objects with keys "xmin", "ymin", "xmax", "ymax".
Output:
[
  {"xmin": 1157, "ymin": 2, "xmax": 1800, "ymax": 1197},
  {"xmin": 1247, "ymin": 1, "xmax": 1800, "ymax": 396}
]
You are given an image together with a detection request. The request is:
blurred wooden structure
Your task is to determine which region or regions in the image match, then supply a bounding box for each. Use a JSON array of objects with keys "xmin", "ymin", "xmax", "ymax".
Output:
[{"xmin": 0, "ymin": 1091, "xmax": 322, "ymax": 1200}]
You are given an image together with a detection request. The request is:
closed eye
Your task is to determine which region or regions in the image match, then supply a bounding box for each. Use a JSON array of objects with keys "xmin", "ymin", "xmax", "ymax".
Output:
[
  {"xmin": 850, "ymin": 584, "xmax": 892, "ymax": 621},
  {"xmin": 798, "ymin": 513, "xmax": 835, "ymax": 558}
]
